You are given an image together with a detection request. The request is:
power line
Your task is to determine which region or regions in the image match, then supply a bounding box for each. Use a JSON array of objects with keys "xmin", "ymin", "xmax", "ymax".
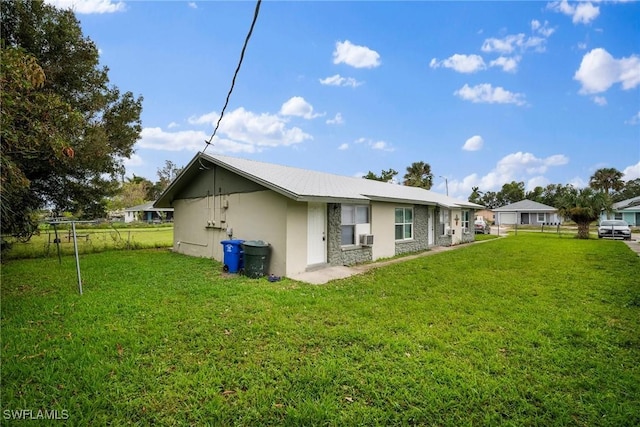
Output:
[{"xmin": 203, "ymin": 0, "xmax": 262, "ymax": 152}]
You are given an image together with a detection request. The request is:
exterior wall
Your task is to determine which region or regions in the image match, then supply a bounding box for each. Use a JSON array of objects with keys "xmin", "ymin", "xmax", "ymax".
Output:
[
  {"xmin": 370, "ymin": 202, "xmax": 396, "ymax": 260},
  {"xmin": 173, "ymin": 190, "xmax": 291, "ymax": 276},
  {"xmin": 497, "ymin": 211, "xmax": 560, "ymax": 225},
  {"xmin": 327, "ymin": 203, "xmax": 372, "ymax": 266},
  {"xmin": 284, "ymin": 200, "xmax": 309, "ymax": 276},
  {"xmin": 600, "ymin": 210, "xmax": 640, "ymax": 226}
]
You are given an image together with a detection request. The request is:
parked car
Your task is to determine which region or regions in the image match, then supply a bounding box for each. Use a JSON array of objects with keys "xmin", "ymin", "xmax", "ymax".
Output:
[
  {"xmin": 474, "ymin": 218, "xmax": 491, "ymax": 234},
  {"xmin": 597, "ymin": 220, "xmax": 632, "ymax": 240}
]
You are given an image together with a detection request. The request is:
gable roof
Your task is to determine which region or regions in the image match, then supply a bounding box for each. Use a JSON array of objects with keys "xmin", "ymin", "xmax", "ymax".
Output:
[
  {"xmin": 612, "ymin": 196, "xmax": 640, "ymax": 210},
  {"xmin": 155, "ymin": 152, "xmax": 483, "ymax": 210},
  {"xmin": 492, "ymin": 199, "xmax": 557, "ymax": 212}
]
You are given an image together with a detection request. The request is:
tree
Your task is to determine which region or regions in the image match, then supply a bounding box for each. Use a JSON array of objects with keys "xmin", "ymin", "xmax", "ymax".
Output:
[
  {"xmin": 1, "ymin": 0, "xmax": 143, "ymax": 238},
  {"xmin": 363, "ymin": 169, "xmax": 398, "ymax": 183},
  {"xmin": 612, "ymin": 178, "xmax": 640, "ymax": 203},
  {"xmin": 525, "ymin": 186, "xmax": 544, "ymax": 203},
  {"xmin": 468, "ymin": 186, "xmax": 482, "ymax": 204},
  {"xmin": 589, "ymin": 167, "xmax": 624, "ymax": 195},
  {"xmin": 479, "ymin": 191, "xmax": 499, "ymax": 209},
  {"xmin": 156, "ymin": 160, "xmax": 182, "ymax": 193},
  {"xmin": 496, "ymin": 181, "xmax": 525, "ymax": 206},
  {"xmin": 402, "ymin": 161, "xmax": 433, "ymax": 189},
  {"xmin": 540, "ymin": 183, "xmax": 574, "ymax": 208},
  {"xmin": 557, "ymin": 187, "xmax": 610, "ymax": 239}
]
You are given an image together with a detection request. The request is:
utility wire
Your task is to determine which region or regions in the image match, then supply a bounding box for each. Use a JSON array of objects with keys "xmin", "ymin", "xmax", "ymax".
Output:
[{"xmin": 203, "ymin": 0, "xmax": 262, "ymax": 153}]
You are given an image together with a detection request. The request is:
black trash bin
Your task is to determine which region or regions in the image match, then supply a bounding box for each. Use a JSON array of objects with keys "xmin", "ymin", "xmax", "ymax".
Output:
[{"xmin": 242, "ymin": 240, "xmax": 270, "ymax": 279}]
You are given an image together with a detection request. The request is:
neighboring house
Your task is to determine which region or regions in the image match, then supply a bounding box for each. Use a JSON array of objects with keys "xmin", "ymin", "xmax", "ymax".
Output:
[
  {"xmin": 599, "ymin": 196, "xmax": 640, "ymax": 226},
  {"xmin": 493, "ymin": 200, "xmax": 561, "ymax": 226},
  {"xmin": 124, "ymin": 201, "xmax": 174, "ymax": 223},
  {"xmin": 475, "ymin": 209, "xmax": 495, "ymax": 224},
  {"xmin": 154, "ymin": 153, "xmax": 483, "ymax": 278}
]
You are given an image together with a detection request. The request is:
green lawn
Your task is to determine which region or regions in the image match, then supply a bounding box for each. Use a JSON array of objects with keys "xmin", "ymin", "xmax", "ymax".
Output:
[{"xmin": 1, "ymin": 234, "xmax": 639, "ymax": 425}]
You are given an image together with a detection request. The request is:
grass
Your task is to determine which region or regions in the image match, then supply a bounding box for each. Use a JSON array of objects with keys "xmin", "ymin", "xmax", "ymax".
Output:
[
  {"xmin": 1, "ymin": 233, "xmax": 639, "ymax": 425},
  {"xmin": 1, "ymin": 227, "xmax": 173, "ymax": 260}
]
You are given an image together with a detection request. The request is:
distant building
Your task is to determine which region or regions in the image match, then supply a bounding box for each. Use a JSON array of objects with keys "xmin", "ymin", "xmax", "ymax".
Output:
[
  {"xmin": 599, "ymin": 196, "xmax": 640, "ymax": 226},
  {"xmin": 493, "ymin": 200, "xmax": 561, "ymax": 226},
  {"xmin": 124, "ymin": 201, "xmax": 174, "ymax": 223}
]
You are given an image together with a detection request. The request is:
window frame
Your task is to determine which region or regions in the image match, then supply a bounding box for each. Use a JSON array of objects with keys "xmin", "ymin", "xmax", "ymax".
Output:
[
  {"xmin": 537, "ymin": 212, "xmax": 546, "ymax": 223},
  {"xmin": 461, "ymin": 210, "xmax": 470, "ymax": 233},
  {"xmin": 395, "ymin": 207, "xmax": 414, "ymax": 241},
  {"xmin": 341, "ymin": 204, "xmax": 370, "ymax": 246}
]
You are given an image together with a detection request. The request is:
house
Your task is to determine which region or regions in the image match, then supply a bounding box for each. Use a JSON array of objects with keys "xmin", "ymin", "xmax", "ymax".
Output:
[
  {"xmin": 124, "ymin": 201, "xmax": 174, "ymax": 223},
  {"xmin": 493, "ymin": 200, "xmax": 561, "ymax": 226},
  {"xmin": 475, "ymin": 209, "xmax": 495, "ymax": 224},
  {"xmin": 154, "ymin": 153, "xmax": 483, "ymax": 278},
  {"xmin": 599, "ymin": 196, "xmax": 640, "ymax": 226}
]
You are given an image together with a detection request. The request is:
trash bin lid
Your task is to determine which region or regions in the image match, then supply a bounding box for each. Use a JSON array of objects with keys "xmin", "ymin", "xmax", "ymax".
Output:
[
  {"xmin": 221, "ymin": 239, "xmax": 245, "ymax": 245},
  {"xmin": 242, "ymin": 240, "xmax": 269, "ymax": 247}
]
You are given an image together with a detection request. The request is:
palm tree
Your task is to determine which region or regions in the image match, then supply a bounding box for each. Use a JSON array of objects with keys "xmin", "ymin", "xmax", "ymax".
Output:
[
  {"xmin": 589, "ymin": 167, "xmax": 624, "ymax": 195},
  {"xmin": 557, "ymin": 187, "xmax": 610, "ymax": 239},
  {"xmin": 468, "ymin": 186, "xmax": 482, "ymax": 204},
  {"xmin": 403, "ymin": 161, "xmax": 433, "ymax": 189}
]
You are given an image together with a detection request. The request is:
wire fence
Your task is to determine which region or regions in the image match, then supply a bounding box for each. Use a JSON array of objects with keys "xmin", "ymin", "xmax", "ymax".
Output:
[{"xmin": 2, "ymin": 226, "xmax": 174, "ymax": 260}]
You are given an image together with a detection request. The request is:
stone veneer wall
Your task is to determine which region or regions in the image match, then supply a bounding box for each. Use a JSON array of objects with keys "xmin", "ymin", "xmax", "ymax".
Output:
[
  {"xmin": 327, "ymin": 203, "xmax": 372, "ymax": 266},
  {"xmin": 395, "ymin": 205, "xmax": 431, "ymax": 256}
]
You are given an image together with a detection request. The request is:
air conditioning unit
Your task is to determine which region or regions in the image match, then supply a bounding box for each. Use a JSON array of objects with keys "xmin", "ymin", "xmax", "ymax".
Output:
[{"xmin": 359, "ymin": 234, "xmax": 374, "ymax": 246}]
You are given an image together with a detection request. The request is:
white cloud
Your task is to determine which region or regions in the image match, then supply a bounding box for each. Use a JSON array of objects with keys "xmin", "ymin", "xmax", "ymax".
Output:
[
  {"xmin": 548, "ymin": 0, "xmax": 600, "ymax": 25},
  {"xmin": 188, "ymin": 2, "xmax": 197, "ymax": 9},
  {"xmin": 593, "ymin": 96, "xmax": 607, "ymax": 106},
  {"xmin": 489, "ymin": 56, "xmax": 520, "ymax": 73},
  {"xmin": 429, "ymin": 54, "xmax": 486, "ymax": 73},
  {"xmin": 185, "ymin": 106, "xmax": 313, "ymax": 150},
  {"xmin": 447, "ymin": 151, "xmax": 569, "ymax": 196},
  {"xmin": 623, "ymin": 161, "xmax": 640, "ymax": 180},
  {"xmin": 531, "ymin": 20, "xmax": 555, "ymax": 37},
  {"xmin": 167, "ymin": 122, "xmax": 179, "ymax": 129},
  {"xmin": 527, "ymin": 176, "xmax": 550, "ymax": 190},
  {"xmin": 463, "ymin": 135, "xmax": 484, "ymax": 151},
  {"xmin": 319, "ymin": 74, "xmax": 363, "ymax": 88},
  {"xmin": 626, "ymin": 111, "xmax": 640, "ymax": 125},
  {"xmin": 338, "ymin": 143, "xmax": 349, "ymax": 150},
  {"xmin": 354, "ymin": 137, "xmax": 394, "ymax": 152},
  {"xmin": 280, "ymin": 96, "xmax": 323, "ymax": 119},
  {"xmin": 45, "ymin": 0, "xmax": 126, "ymax": 14},
  {"xmin": 122, "ymin": 153, "xmax": 143, "ymax": 167},
  {"xmin": 138, "ymin": 127, "xmax": 210, "ymax": 152},
  {"xmin": 481, "ymin": 33, "xmax": 547, "ymax": 54},
  {"xmin": 333, "ymin": 40, "xmax": 381, "ymax": 69},
  {"xmin": 574, "ymin": 48, "xmax": 640, "ymax": 94},
  {"xmin": 326, "ymin": 113, "xmax": 344, "ymax": 125},
  {"xmin": 454, "ymin": 83, "xmax": 527, "ymax": 106}
]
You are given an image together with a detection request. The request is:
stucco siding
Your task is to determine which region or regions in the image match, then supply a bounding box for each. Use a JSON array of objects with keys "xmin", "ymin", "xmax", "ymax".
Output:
[
  {"xmin": 370, "ymin": 202, "xmax": 396, "ymax": 260},
  {"xmin": 285, "ymin": 200, "xmax": 309, "ymax": 277},
  {"xmin": 173, "ymin": 197, "xmax": 217, "ymax": 258}
]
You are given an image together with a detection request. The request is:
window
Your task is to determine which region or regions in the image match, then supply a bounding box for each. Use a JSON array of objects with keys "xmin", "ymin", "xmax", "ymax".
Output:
[
  {"xmin": 341, "ymin": 205, "xmax": 369, "ymax": 245},
  {"xmin": 537, "ymin": 213, "xmax": 546, "ymax": 223},
  {"xmin": 439, "ymin": 208, "xmax": 450, "ymax": 235},
  {"xmin": 395, "ymin": 207, "xmax": 413, "ymax": 240},
  {"xmin": 461, "ymin": 210, "xmax": 470, "ymax": 232},
  {"xmin": 614, "ymin": 213, "xmax": 623, "ymax": 220}
]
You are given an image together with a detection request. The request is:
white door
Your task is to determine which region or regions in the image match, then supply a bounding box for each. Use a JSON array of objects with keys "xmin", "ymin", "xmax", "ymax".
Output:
[{"xmin": 307, "ymin": 203, "xmax": 327, "ymax": 265}]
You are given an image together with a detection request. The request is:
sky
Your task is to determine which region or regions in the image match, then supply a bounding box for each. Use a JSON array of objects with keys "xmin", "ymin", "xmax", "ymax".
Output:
[{"xmin": 47, "ymin": 0, "xmax": 640, "ymax": 199}]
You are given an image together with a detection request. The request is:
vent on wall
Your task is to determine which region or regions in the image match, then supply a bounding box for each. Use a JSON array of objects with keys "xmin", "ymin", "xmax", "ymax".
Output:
[{"xmin": 359, "ymin": 234, "xmax": 374, "ymax": 246}]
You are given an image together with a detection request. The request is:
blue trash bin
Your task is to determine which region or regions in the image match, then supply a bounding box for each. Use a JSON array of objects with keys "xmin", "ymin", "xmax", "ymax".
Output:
[{"xmin": 220, "ymin": 239, "xmax": 244, "ymax": 273}]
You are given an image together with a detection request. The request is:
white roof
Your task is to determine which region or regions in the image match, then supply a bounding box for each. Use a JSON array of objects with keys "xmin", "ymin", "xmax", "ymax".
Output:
[
  {"xmin": 156, "ymin": 153, "xmax": 483, "ymax": 210},
  {"xmin": 493, "ymin": 199, "xmax": 557, "ymax": 212}
]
